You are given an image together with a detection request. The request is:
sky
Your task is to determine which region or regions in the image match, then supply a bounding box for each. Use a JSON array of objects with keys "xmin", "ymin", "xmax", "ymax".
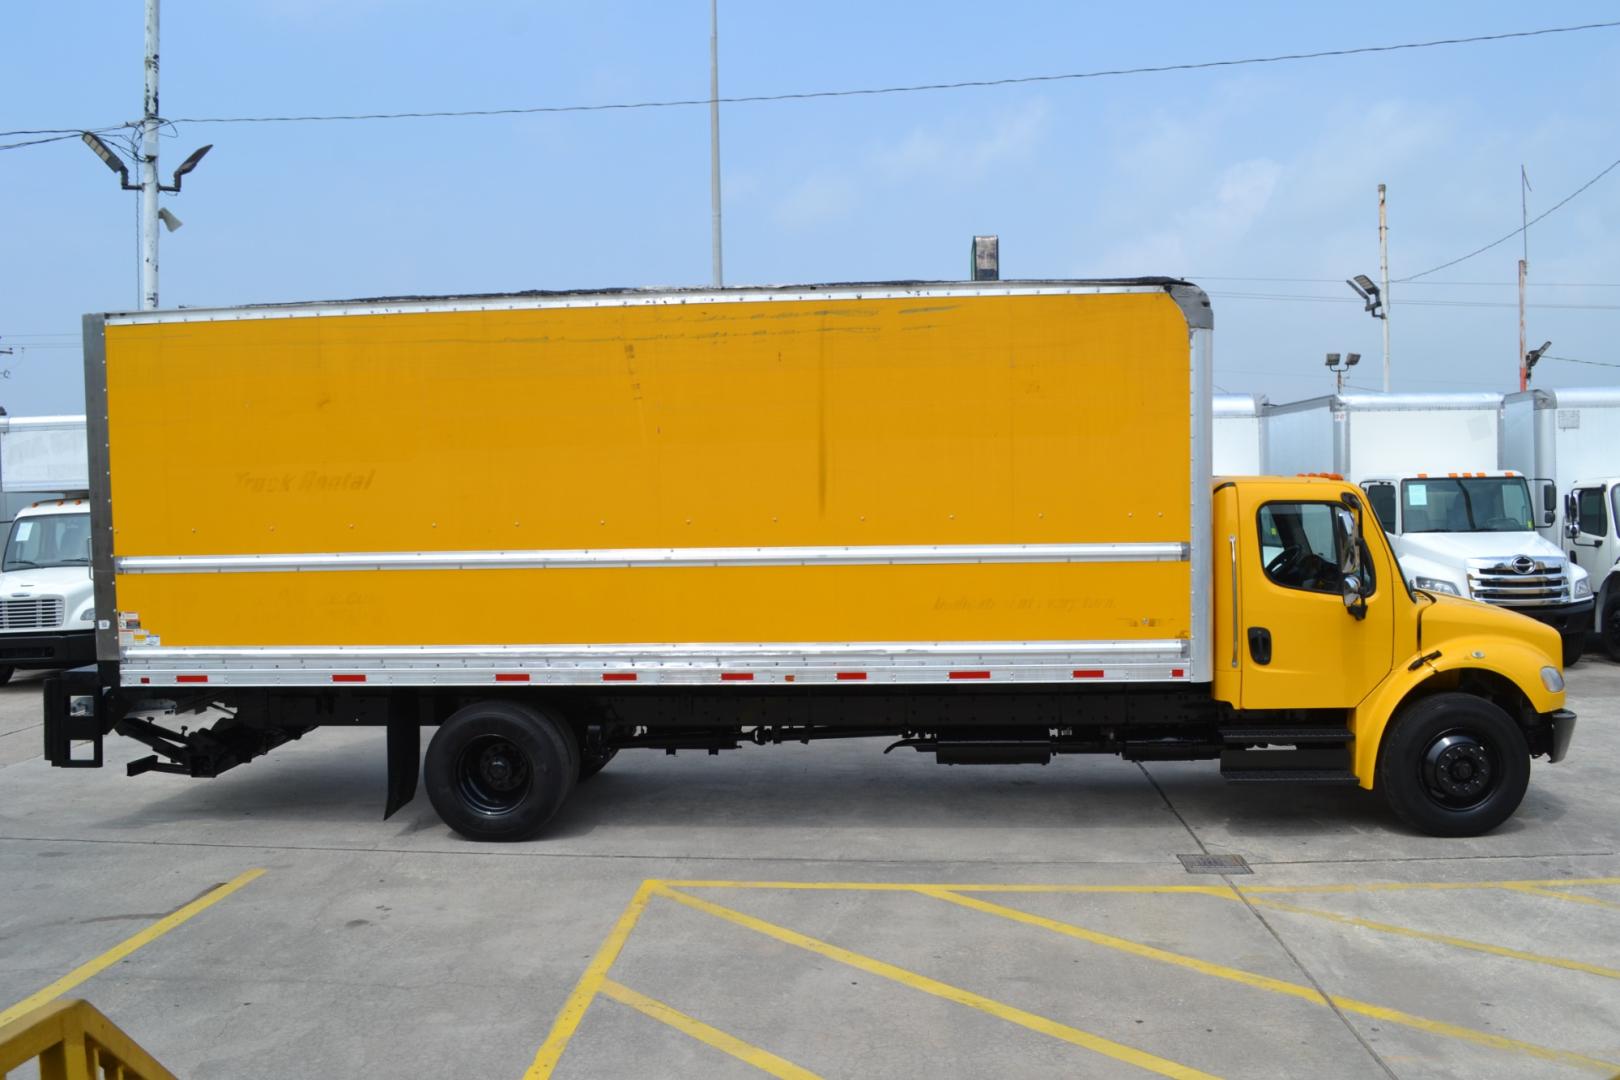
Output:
[{"xmin": 3, "ymin": 1, "xmax": 1619, "ymax": 413}]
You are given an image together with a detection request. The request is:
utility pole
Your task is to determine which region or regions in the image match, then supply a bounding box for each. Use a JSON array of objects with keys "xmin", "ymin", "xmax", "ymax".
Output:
[
  {"xmin": 708, "ymin": 0, "xmax": 724, "ymax": 287},
  {"xmin": 141, "ymin": 0, "xmax": 161, "ymax": 310},
  {"xmin": 1518, "ymin": 166, "xmax": 1531, "ymax": 391},
  {"xmin": 1378, "ymin": 184, "xmax": 1390, "ymax": 392}
]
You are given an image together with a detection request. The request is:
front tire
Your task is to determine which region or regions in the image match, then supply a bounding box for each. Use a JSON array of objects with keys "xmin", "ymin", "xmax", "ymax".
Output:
[
  {"xmin": 424, "ymin": 701, "xmax": 577, "ymax": 841},
  {"xmin": 1377, "ymin": 693, "xmax": 1530, "ymax": 837},
  {"xmin": 0, "ymin": 666, "xmax": 14, "ymax": 687},
  {"xmin": 1561, "ymin": 633, "xmax": 1585, "ymax": 668}
]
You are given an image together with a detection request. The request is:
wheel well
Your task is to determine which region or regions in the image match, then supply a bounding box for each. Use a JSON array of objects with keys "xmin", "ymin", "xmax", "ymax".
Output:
[{"xmin": 1394, "ymin": 667, "xmax": 1548, "ymax": 755}]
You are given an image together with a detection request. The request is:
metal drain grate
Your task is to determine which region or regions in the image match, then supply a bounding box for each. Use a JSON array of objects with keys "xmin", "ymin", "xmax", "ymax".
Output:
[{"xmin": 1178, "ymin": 853, "xmax": 1252, "ymax": 875}]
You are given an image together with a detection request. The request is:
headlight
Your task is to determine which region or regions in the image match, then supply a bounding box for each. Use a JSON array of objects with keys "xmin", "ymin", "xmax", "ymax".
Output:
[
  {"xmin": 79, "ymin": 609, "xmax": 96, "ymax": 622},
  {"xmin": 1411, "ymin": 577, "xmax": 1460, "ymax": 596},
  {"xmin": 1542, "ymin": 665, "xmax": 1565, "ymax": 692},
  {"xmin": 1575, "ymin": 577, "xmax": 1592, "ymax": 599}
]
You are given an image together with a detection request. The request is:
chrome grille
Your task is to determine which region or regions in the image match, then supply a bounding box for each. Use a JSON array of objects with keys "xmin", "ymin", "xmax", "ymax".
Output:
[
  {"xmin": 0, "ymin": 597, "xmax": 65, "ymax": 629},
  {"xmin": 1467, "ymin": 558, "xmax": 1567, "ymax": 606}
]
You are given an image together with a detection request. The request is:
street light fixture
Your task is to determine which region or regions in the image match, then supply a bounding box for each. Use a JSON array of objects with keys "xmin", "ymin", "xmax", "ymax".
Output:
[
  {"xmin": 1326, "ymin": 351, "xmax": 1361, "ymax": 394},
  {"xmin": 81, "ymin": 132, "xmax": 137, "ymax": 190},
  {"xmin": 164, "ymin": 144, "xmax": 212, "ymax": 193},
  {"xmin": 1525, "ymin": 340, "xmax": 1552, "ymax": 384},
  {"xmin": 1347, "ymin": 275, "xmax": 1384, "ymax": 319}
]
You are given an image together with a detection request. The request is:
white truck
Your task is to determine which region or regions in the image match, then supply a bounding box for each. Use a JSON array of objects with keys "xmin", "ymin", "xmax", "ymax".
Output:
[
  {"xmin": 0, "ymin": 416, "xmax": 95, "ymax": 683},
  {"xmin": 1267, "ymin": 392, "xmax": 1592, "ymax": 665},
  {"xmin": 1501, "ymin": 387, "xmax": 1620, "ymax": 657},
  {"xmin": 1212, "ymin": 393, "xmax": 1268, "ymax": 474}
]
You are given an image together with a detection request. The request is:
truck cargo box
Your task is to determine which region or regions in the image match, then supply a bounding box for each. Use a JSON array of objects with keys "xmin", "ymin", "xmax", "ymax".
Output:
[{"xmin": 88, "ymin": 280, "xmax": 1214, "ymax": 689}]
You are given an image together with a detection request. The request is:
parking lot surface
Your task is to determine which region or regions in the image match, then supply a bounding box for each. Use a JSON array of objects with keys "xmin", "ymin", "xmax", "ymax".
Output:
[{"xmin": 2, "ymin": 662, "xmax": 1618, "ymax": 1078}]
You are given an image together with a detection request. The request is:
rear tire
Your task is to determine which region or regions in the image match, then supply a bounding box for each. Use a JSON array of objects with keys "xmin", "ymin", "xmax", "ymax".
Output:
[
  {"xmin": 1603, "ymin": 593, "xmax": 1620, "ymax": 662},
  {"xmin": 0, "ymin": 666, "xmax": 14, "ymax": 687},
  {"xmin": 424, "ymin": 701, "xmax": 577, "ymax": 841},
  {"xmin": 1377, "ymin": 692, "xmax": 1529, "ymax": 837},
  {"xmin": 1561, "ymin": 633, "xmax": 1585, "ymax": 668}
]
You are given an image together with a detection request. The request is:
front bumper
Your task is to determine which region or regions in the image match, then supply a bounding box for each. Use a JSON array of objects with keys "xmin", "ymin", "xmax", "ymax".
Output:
[
  {"xmin": 0, "ymin": 629, "xmax": 95, "ymax": 669},
  {"xmin": 1541, "ymin": 708, "xmax": 1577, "ymax": 763},
  {"xmin": 1501, "ymin": 597, "xmax": 1595, "ymax": 636}
]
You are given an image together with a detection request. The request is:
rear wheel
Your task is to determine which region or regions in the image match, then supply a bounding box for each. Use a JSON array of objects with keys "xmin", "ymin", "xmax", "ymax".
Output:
[
  {"xmin": 424, "ymin": 701, "xmax": 577, "ymax": 841},
  {"xmin": 1378, "ymin": 692, "xmax": 1529, "ymax": 837},
  {"xmin": 1603, "ymin": 593, "xmax": 1620, "ymax": 662}
]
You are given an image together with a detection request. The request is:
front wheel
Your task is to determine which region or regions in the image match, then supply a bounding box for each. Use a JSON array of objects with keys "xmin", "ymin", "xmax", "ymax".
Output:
[
  {"xmin": 0, "ymin": 666, "xmax": 14, "ymax": 687},
  {"xmin": 424, "ymin": 701, "xmax": 578, "ymax": 841},
  {"xmin": 1603, "ymin": 593, "xmax": 1620, "ymax": 662},
  {"xmin": 1561, "ymin": 633, "xmax": 1585, "ymax": 668},
  {"xmin": 1377, "ymin": 693, "xmax": 1530, "ymax": 837}
]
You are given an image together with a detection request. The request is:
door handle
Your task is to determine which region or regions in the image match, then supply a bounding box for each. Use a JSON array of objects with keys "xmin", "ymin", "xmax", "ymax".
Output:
[{"xmin": 1247, "ymin": 627, "xmax": 1272, "ymax": 666}]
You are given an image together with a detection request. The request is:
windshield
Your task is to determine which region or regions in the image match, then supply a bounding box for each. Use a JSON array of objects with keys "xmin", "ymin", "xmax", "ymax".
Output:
[
  {"xmin": 3, "ymin": 512, "xmax": 91, "ymax": 571},
  {"xmin": 1400, "ymin": 478, "xmax": 1534, "ymax": 534}
]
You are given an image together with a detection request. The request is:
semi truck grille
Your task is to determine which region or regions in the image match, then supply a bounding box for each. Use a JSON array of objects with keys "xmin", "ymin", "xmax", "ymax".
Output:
[
  {"xmin": 0, "ymin": 597, "xmax": 65, "ymax": 629},
  {"xmin": 1467, "ymin": 559, "xmax": 1567, "ymax": 606}
]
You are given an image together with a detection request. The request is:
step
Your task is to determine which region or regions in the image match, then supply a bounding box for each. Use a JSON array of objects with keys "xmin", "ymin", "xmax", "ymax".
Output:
[
  {"xmin": 1221, "ymin": 769, "xmax": 1360, "ymax": 784},
  {"xmin": 1220, "ymin": 727, "xmax": 1353, "ymax": 744}
]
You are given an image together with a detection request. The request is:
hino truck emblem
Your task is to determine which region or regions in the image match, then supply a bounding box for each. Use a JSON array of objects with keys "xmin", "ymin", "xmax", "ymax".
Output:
[{"xmin": 1512, "ymin": 555, "xmax": 1538, "ymax": 575}]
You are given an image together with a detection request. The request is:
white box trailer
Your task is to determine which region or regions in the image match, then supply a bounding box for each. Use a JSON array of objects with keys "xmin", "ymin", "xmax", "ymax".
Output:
[
  {"xmin": 1265, "ymin": 392, "xmax": 1592, "ymax": 662},
  {"xmin": 0, "ymin": 415, "xmax": 89, "ymax": 495},
  {"xmin": 1212, "ymin": 393, "xmax": 1268, "ymax": 474},
  {"xmin": 1501, "ymin": 387, "xmax": 1620, "ymax": 654}
]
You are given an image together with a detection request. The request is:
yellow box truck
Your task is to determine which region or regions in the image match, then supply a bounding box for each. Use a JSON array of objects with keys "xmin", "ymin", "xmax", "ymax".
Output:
[{"xmin": 44, "ymin": 279, "xmax": 1574, "ymax": 839}]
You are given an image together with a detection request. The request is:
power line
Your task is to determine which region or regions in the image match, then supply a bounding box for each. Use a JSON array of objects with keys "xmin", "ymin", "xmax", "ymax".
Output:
[
  {"xmin": 1398, "ymin": 153, "xmax": 1620, "ymax": 281},
  {"xmin": 1189, "ymin": 275, "xmax": 1620, "ymax": 287},
  {"xmin": 0, "ymin": 124, "xmax": 135, "ymax": 153},
  {"xmin": 1544, "ymin": 354, "xmax": 1620, "ymax": 369},
  {"xmin": 101, "ymin": 19, "xmax": 1606, "ymax": 127},
  {"xmin": 1207, "ymin": 290, "xmax": 1620, "ymax": 311}
]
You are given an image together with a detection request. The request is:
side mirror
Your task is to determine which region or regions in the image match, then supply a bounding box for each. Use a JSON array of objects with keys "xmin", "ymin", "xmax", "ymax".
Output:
[
  {"xmin": 1540, "ymin": 480, "xmax": 1557, "ymax": 527},
  {"xmin": 1334, "ymin": 503, "xmax": 1369, "ymax": 621}
]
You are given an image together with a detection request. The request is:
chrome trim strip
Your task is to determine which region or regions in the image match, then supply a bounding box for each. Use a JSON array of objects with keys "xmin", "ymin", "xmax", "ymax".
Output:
[
  {"xmin": 117, "ymin": 541, "xmax": 1191, "ymax": 575},
  {"xmin": 1187, "ymin": 324, "xmax": 1213, "ymax": 681},
  {"xmin": 83, "ymin": 314, "xmax": 119, "ymax": 664},
  {"xmin": 1229, "ymin": 534, "xmax": 1240, "ymax": 670},
  {"xmin": 130, "ymin": 639, "xmax": 1190, "ymax": 662},
  {"xmin": 102, "ymin": 282, "xmax": 1172, "ymax": 326}
]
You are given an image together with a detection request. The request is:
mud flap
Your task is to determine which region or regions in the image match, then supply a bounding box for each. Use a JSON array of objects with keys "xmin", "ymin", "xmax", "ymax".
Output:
[{"xmin": 384, "ymin": 697, "xmax": 420, "ymax": 820}]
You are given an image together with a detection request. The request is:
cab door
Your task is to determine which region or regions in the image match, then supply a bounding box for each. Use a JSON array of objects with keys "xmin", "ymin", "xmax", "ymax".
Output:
[
  {"xmin": 1566, "ymin": 485, "xmax": 1609, "ymax": 569},
  {"xmin": 1235, "ymin": 488, "xmax": 1395, "ymax": 710}
]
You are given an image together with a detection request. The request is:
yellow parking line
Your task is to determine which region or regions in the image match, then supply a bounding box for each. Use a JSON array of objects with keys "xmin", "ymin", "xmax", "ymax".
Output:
[
  {"xmin": 525, "ymin": 879, "xmax": 657, "ymax": 1079},
  {"xmin": 599, "ymin": 979, "xmax": 823, "ymax": 1079},
  {"xmin": 662, "ymin": 880, "xmax": 1233, "ymax": 896},
  {"xmin": 1236, "ymin": 895, "xmax": 1620, "ymax": 980},
  {"xmin": 0, "ymin": 868, "xmax": 265, "ymax": 1028},
  {"xmin": 924, "ymin": 888, "xmax": 1618, "ymax": 1073},
  {"xmin": 1499, "ymin": 884, "xmax": 1620, "ymax": 911},
  {"xmin": 657, "ymin": 885, "xmax": 1222, "ymax": 1080}
]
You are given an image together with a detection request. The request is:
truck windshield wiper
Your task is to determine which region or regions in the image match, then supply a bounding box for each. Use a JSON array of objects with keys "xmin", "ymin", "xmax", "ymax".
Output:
[{"xmin": 5, "ymin": 559, "xmax": 38, "ymax": 569}]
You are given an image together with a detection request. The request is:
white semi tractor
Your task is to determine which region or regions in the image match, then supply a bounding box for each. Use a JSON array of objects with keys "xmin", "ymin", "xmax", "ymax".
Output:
[
  {"xmin": 1267, "ymin": 393, "xmax": 1592, "ymax": 665},
  {"xmin": 1502, "ymin": 387, "xmax": 1620, "ymax": 658},
  {"xmin": 0, "ymin": 416, "xmax": 94, "ymax": 684}
]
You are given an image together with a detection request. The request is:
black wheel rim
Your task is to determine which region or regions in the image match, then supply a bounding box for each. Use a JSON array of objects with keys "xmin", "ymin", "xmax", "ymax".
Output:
[
  {"xmin": 455, "ymin": 735, "xmax": 532, "ymax": 816},
  {"xmin": 1419, "ymin": 729, "xmax": 1497, "ymax": 811}
]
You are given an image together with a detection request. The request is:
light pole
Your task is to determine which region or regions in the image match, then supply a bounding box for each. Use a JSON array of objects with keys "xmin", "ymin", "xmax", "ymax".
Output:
[
  {"xmin": 1326, "ymin": 351, "xmax": 1361, "ymax": 395},
  {"xmin": 80, "ymin": 0, "xmax": 211, "ymax": 310},
  {"xmin": 709, "ymin": 0, "xmax": 723, "ymax": 287}
]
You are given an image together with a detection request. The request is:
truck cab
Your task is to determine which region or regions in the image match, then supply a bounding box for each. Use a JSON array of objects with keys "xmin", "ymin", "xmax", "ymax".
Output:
[
  {"xmin": 0, "ymin": 498, "xmax": 97, "ymax": 683},
  {"xmin": 1357, "ymin": 471, "xmax": 1592, "ymax": 665},
  {"xmin": 1562, "ymin": 476, "xmax": 1620, "ymax": 658}
]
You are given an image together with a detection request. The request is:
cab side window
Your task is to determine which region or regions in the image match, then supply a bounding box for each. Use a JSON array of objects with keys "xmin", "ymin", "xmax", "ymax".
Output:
[
  {"xmin": 1576, "ymin": 487, "xmax": 1608, "ymax": 537},
  {"xmin": 1362, "ymin": 482, "xmax": 1397, "ymax": 533},
  {"xmin": 1257, "ymin": 502, "xmax": 1374, "ymax": 595}
]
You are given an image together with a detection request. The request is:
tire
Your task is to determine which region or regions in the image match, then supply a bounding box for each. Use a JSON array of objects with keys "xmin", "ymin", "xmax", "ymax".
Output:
[
  {"xmin": 1603, "ymin": 593, "xmax": 1620, "ymax": 663},
  {"xmin": 0, "ymin": 666, "xmax": 13, "ymax": 687},
  {"xmin": 1377, "ymin": 692, "xmax": 1530, "ymax": 837},
  {"xmin": 578, "ymin": 746, "xmax": 618, "ymax": 782},
  {"xmin": 424, "ymin": 701, "xmax": 578, "ymax": 841},
  {"xmin": 1561, "ymin": 633, "xmax": 1585, "ymax": 668}
]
